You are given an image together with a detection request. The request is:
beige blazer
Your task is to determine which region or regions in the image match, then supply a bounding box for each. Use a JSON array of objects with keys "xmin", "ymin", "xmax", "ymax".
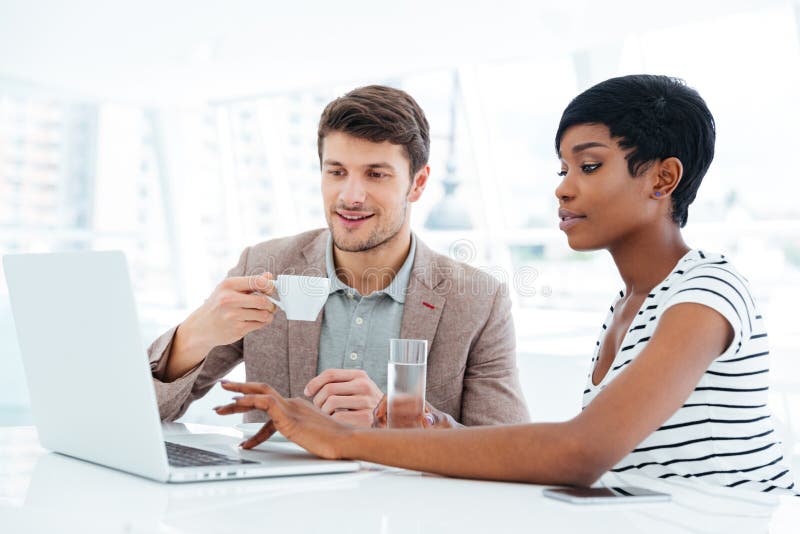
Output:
[{"xmin": 149, "ymin": 229, "xmax": 529, "ymax": 425}]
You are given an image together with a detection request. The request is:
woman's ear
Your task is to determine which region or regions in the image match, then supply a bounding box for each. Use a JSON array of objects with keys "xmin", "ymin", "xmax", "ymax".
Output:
[{"xmin": 651, "ymin": 157, "xmax": 683, "ymax": 199}]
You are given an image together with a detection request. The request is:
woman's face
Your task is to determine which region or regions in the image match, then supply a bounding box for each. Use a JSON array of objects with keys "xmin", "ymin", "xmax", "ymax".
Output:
[{"xmin": 555, "ymin": 123, "xmax": 661, "ymax": 251}]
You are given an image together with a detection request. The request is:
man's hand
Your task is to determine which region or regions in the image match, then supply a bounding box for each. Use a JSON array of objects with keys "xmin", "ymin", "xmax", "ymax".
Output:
[
  {"xmin": 214, "ymin": 381, "xmax": 353, "ymax": 459},
  {"xmin": 372, "ymin": 395, "xmax": 461, "ymax": 429},
  {"xmin": 304, "ymin": 369, "xmax": 384, "ymax": 427},
  {"xmin": 165, "ymin": 273, "xmax": 278, "ymax": 380}
]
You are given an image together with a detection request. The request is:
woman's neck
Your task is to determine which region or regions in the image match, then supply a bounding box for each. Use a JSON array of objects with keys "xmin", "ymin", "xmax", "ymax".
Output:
[{"xmin": 609, "ymin": 222, "xmax": 690, "ymax": 299}]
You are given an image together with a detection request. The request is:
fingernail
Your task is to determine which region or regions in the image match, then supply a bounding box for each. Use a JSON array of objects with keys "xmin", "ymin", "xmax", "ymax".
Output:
[
  {"xmin": 220, "ymin": 379, "xmax": 230, "ymax": 384},
  {"xmin": 303, "ymin": 387, "xmax": 309, "ymax": 396},
  {"xmin": 238, "ymin": 441, "xmax": 245, "ymax": 447},
  {"xmin": 425, "ymin": 414, "xmax": 435, "ymax": 425},
  {"xmin": 212, "ymin": 406, "xmax": 221, "ymax": 410},
  {"xmin": 232, "ymin": 395, "xmax": 244, "ymax": 401}
]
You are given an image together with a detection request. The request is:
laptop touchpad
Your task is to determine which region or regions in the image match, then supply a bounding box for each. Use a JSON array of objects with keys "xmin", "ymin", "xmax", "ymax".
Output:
[{"xmin": 167, "ymin": 433, "xmax": 317, "ymax": 461}]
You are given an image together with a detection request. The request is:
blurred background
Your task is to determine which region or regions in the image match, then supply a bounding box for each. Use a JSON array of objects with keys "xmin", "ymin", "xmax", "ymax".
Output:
[{"xmin": 1, "ymin": 0, "xmax": 799, "ymax": 465}]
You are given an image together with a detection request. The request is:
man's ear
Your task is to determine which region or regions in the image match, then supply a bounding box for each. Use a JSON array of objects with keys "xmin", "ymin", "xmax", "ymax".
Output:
[
  {"xmin": 407, "ymin": 165, "xmax": 430, "ymax": 203},
  {"xmin": 650, "ymin": 157, "xmax": 683, "ymax": 199}
]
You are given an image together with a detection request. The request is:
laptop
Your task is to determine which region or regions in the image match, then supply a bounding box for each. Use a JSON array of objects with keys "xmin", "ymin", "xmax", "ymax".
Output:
[{"xmin": 3, "ymin": 250, "xmax": 360, "ymax": 483}]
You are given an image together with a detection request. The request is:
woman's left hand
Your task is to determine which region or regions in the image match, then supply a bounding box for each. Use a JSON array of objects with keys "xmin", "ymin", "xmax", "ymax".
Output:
[{"xmin": 214, "ymin": 381, "xmax": 354, "ymax": 459}]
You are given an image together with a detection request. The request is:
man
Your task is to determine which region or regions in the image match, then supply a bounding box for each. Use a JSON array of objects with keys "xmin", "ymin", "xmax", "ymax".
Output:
[{"xmin": 149, "ymin": 85, "xmax": 529, "ymax": 427}]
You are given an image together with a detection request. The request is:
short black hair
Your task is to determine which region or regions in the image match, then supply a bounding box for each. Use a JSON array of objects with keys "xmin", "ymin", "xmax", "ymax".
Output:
[{"xmin": 555, "ymin": 74, "xmax": 715, "ymax": 227}]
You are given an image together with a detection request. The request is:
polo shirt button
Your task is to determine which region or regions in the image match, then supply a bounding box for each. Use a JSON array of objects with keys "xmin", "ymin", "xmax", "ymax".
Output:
[
  {"xmin": 350, "ymin": 352, "xmax": 358, "ymax": 360},
  {"xmin": 355, "ymin": 317, "xmax": 363, "ymax": 325},
  {"xmin": 347, "ymin": 292, "xmax": 354, "ymax": 299}
]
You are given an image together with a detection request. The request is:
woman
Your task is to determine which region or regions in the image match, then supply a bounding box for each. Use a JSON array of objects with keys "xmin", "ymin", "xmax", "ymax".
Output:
[{"xmin": 215, "ymin": 74, "xmax": 795, "ymax": 494}]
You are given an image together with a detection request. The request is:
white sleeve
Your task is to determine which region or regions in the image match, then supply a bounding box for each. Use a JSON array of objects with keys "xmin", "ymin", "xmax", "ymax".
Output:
[{"xmin": 661, "ymin": 264, "xmax": 755, "ymax": 358}]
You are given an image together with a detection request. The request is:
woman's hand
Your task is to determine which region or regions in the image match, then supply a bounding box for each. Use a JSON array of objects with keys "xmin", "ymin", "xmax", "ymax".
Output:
[
  {"xmin": 213, "ymin": 381, "xmax": 355, "ymax": 459},
  {"xmin": 372, "ymin": 394, "xmax": 461, "ymax": 429}
]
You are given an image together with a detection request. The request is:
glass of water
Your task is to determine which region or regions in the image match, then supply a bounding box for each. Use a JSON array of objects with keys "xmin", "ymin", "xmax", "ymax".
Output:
[{"xmin": 387, "ymin": 338, "xmax": 428, "ymax": 429}]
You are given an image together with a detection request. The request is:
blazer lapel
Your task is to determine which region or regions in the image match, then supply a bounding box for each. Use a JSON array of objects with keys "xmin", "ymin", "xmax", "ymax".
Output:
[
  {"xmin": 288, "ymin": 233, "xmax": 447, "ymax": 396},
  {"xmin": 399, "ymin": 239, "xmax": 446, "ymax": 355},
  {"xmin": 287, "ymin": 232, "xmax": 328, "ymax": 398}
]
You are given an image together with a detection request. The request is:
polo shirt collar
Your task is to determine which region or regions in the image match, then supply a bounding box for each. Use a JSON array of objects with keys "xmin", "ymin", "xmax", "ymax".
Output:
[{"xmin": 325, "ymin": 233, "xmax": 416, "ymax": 304}]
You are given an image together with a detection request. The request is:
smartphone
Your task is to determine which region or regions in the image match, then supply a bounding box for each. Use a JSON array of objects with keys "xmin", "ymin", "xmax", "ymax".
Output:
[{"xmin": 543, "ymin": 486, "xmax": 671, "ymax": 504}]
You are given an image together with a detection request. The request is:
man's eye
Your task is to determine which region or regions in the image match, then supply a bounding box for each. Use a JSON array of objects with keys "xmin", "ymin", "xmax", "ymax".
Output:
[
  {"xmin": 557, "ymin": 170, "xmax": 567, "ymax": 177},
  {"xmin": 368, "ymin": 172, "xmax": 385, "ymax": 179},
  {"xmin": 581, "ymin": 163, "xmax": 601, "ymax": 173},
  {"xmin": 327, "ymin": 169, "xmax": 344, "ymax": 176}
]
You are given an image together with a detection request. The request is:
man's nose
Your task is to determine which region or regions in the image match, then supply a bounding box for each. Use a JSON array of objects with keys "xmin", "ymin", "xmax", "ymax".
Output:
[{"xmin": 339, "ymin": 176, "xmax": 367, "ymax": 206}]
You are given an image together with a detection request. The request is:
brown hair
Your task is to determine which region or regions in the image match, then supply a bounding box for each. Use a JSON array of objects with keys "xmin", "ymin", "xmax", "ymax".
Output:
[{"xmin": 317, "ymin": 85, "xmax": 430, "ymax": 176}]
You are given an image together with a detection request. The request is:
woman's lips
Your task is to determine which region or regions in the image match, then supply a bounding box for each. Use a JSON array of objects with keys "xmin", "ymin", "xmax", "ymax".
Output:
[
  {"xmin": 558, "ymin": 209, "xmax": 586, "ymax": 232},
  {"xmin": 559, "ymin": 216, "xmax": 585, "ymax": 231}
]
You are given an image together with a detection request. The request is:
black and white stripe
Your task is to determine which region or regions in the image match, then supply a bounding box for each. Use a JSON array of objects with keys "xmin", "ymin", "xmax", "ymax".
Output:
[{"xmin": 583, "ymin": 250, "xmax": 796, "ymax": 496}]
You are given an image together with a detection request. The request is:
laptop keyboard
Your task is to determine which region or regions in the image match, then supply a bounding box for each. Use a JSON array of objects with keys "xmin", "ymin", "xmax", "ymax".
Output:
[{"xmin": 165, "ymin": 441, "xmax": 258, "ymax": 468}]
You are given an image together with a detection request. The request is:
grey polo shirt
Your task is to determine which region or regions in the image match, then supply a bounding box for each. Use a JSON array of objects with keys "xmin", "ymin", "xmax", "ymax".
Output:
[{"xmin": 316, "ymin": 234, "xmax": 416, "ymax": 392}]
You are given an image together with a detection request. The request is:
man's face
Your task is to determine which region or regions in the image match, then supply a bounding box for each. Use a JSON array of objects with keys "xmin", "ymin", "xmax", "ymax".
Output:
[{"xmin": 321, "ymin": 131, "xmax": 427, "ymax": 253}]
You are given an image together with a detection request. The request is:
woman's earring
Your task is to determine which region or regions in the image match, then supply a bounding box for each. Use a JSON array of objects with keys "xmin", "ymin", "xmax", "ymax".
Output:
[{"xmin": 655, "ymin": 191, "xmax": 662, "ymax": 197}]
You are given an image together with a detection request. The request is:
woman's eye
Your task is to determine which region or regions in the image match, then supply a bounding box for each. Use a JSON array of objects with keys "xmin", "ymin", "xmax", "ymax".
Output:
[
  {"xmin": 581, "ymin": 163, "xmax": 601, "ymax": 173},
  {"xmin": 557, "ymin": 170, "xmax": 567, "ymax": 177}
]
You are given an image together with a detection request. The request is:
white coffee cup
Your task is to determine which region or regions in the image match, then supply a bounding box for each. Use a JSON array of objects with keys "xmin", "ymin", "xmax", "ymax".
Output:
[{"xmin": 264, "ymin": 275, "xmax": 330, "ymax": 321}]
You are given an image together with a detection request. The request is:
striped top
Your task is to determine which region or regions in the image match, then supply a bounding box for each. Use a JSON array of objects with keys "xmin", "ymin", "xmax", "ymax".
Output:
[{"xmin": 583, "ymin": 250, "xmax": 796, "ymax": 495}]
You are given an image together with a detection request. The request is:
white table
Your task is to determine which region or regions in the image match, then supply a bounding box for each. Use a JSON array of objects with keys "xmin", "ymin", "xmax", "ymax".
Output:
[{"xmin": 1, "ymin": 424, "xmax": 799, "ymax": 533}]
